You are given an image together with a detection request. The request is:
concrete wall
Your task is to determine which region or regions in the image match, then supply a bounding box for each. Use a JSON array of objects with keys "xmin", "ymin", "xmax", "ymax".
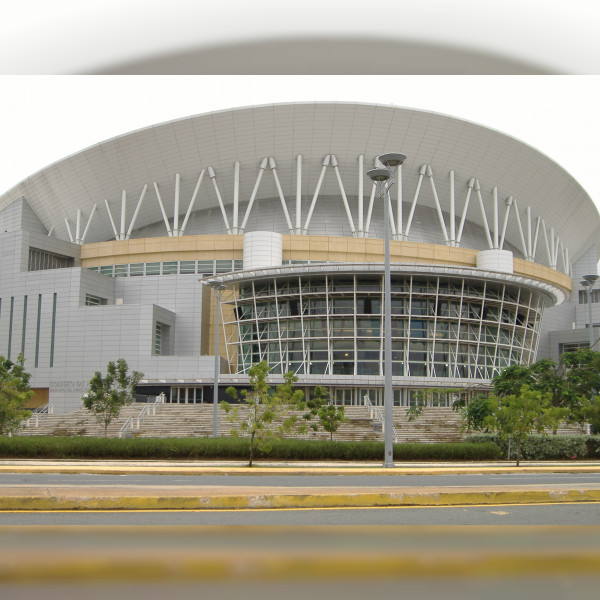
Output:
[{"xmin": 0, "ymin": 200, "xmax": 215, "ymax": 413}]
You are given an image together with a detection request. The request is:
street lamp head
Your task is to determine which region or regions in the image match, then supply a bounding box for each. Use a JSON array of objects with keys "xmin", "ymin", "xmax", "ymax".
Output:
[
  {"xmin": 583, "ymin": 274, "xmax": 599, "ymax": 285},
  {"xmin": 378, "ymin": 153, "xmax": 407, "ymax": 168},
  {"xmin": 580, "ymin": 280, "xmax": 591, "ymax": 288},
  {"xmin": 367, "ymin": 167, "xmax": 391, "ymax": 183}
]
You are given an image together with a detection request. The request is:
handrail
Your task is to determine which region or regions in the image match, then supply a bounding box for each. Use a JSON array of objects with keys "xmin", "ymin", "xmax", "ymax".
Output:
[
  {"xmin": 363, "ymin": 395, "xmax": 399, "ymax": 443},
  {"xmin": 118, "ymin": 417, "xmax": 134, "ymax": 438},
  {"xmin": 23, "ymin": 402, "xmax": 54, "ymax": 428},
  {"xmin": 118, "ymin": 397, "xmax": 162, "ymax": 438}
]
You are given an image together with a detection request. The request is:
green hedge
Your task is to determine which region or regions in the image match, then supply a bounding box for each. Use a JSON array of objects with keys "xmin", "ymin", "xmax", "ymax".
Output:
[
  {"xmin": 0, "ymin": 436, "xmax": 500, "ymax": 462},
  {"xmin": 468, "ymin": 434, "xmax": 600, "ymax": 460}
]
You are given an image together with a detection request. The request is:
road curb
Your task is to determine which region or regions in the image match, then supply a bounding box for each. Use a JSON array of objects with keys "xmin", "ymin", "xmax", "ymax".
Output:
[
  {"xmin": 2, "ymin": 487, "xmax": 600, "ymax": 511},
  {"xmin": 2, "ymin": 464, "xmax": 600, "ymax": 476}
]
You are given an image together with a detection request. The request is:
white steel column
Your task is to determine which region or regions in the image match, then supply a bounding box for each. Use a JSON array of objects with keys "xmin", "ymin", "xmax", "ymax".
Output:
[
  {"xmin": 232, "ymin": 161, "xmax": 240, "ymax": 234},
  {"xmin": 241, "ymin": 158, "xmax": 268, "ymax": 232},
  {"xmin": 475, "ymin": 180, "xmax": 493, "ymax": 249},
  {"xmin": 331, "ymin": 155, "xmax": 356, "ymax": 235},
  {"xmin": 296, "ymin": 154, "xmax": 302, "ymax": 234},
  {"xmin": 181, "ymin": 170, "xmax": 205, "ymax": 235},
  {"xmin": 207, "ymin": 167, "xmax": 231, "ymax": 233},
  {"xmin": 75, "ymin": 209, "xmax": 81, "ymax": 244},
  {"xmin": 532, "ymin": 216, "xmax": 541, "ymax": 260},
  {"xmin": 512, "ymin": 198, "xmax": 529, "ymax": 260},
  {"xmin": 404, "ymin": 164, "xmax": 426, "ymax": 239},
  {"xmin": 542, "ymin": 220, "xmax": 552, "ymax": 266},
  {"xmin": 499, "ymin": 196, "xmax": 512, "ymax": 249},
  {"xmin": 426, "ymin": 166, "xmax": 449, "ymax": 243},
  {"xmin": 551, "ymin": 227, "xmax": 558, "ymax": 269},
  {"xmin": 64, "ymin": 218, "xmax": 74, "ymax": 243},
  {"xmin": 104, "ymin": 199, "xmax": 119, "ymax": 240},
  {"xmin": 449, "ymin": 170, "xmax": 456, "ymax": 246},
  {"xmin": 526, "ymin": 206, "xmax": 533, "ymax": 259},
  {"xmin": 493, "ymin": 187, "xmax": 499, "ymax": 249},
  {"xmin": 126, "ymin": 184, "xmax": 148, "ymax": 239},
  {"xmin": 269, "ymin": 158, "xmax": 294, "ymax": 233},
  {"xmin": 358, "ymin": 155, "xmax": 364, "ymax": 237},
  {"xmin": 120, "ymin": 190, "xmax": 127, "ymax": 241},
  {"xmin": 396, "ymin": 163, "xmax": 403, "ymax": 240},
  {"xmin": 153, "ymin": 182, "xmax": 173, "ymax": 237},
  {"xmin": 303, "ymin": 155, "xmax": 330, "ymax": 233},
  {"xmin": 80, "ymin": 204, "xmax": 97, "ymax": 243},
  {"xmin": 173, "ymin": 173, "xmax": 181, "ymax": 236},
  {"xmin": 456, "ymin": 178, "xmax": 475, "ymax": 245}
]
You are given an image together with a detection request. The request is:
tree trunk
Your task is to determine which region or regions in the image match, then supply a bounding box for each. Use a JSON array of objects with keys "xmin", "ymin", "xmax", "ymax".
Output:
[
  {"xmin": 516, "ymin": 439, "xmax": 521, "ymax": 467},
  {"xmin": 249, "ymin": 432, "xmax": 255, "ymax": 467}
]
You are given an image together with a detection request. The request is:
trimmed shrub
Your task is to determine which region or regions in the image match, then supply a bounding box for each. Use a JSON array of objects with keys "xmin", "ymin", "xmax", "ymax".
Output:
[{"xmin": 0, "ymin": 436, "xmax": 500, "ymax": 462}]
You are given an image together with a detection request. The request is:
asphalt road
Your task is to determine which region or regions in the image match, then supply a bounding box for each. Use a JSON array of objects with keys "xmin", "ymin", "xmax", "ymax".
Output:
[
  {"xmin": 2, "ymin": 578, "xmax": 600, "ymax": 600},
  {"xmin": 3, "ymin": 472, "xmax": 600, "ymax": 487},
  {"xmin": 2, "ymin": 502, "xmax": 600, "ymax": 525}
]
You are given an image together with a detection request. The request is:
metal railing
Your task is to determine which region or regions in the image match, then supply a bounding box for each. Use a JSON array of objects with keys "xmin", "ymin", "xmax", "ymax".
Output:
[
  {"xmin": 23, "ymin": 403, "xmax": 54, "ymax": 428},
  {"xmin": 118, "ymin": 396, "xmax": 163, "ymax": 438},
  {"xmin": 117, "ymin": 417, "xmax": 134, "ymax": 438},
  {"xmin": 363, "ymin": 395, "xmax": 399, "ymax": 443}
]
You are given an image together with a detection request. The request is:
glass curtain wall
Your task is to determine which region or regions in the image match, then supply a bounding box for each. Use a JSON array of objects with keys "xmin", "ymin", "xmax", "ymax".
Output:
[{"xmin": 223, "ymin": 274, "xmax": 545, "ymax": 382}]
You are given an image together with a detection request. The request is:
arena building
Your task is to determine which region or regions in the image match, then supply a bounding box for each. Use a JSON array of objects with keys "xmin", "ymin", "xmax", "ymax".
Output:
[{"xmin": 0, "ymin": 102, "xmax": 598, "ymax": 413}]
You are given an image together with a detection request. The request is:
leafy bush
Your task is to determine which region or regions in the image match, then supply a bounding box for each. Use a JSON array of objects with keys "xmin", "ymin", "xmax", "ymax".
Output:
[
  {"xmin": 468, "ymin": 434, "xmax": 593, "ymax": 460},
  {"xmin": 585, "ymin": 436, "xmax": 600, "ymax": 458},
  {"xmin": 0, "ymin": 436, "xmax": 500, "ymax": 462}
]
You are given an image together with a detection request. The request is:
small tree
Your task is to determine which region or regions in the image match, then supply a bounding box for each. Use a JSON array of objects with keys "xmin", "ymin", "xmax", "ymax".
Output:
[
  {"xmin": 580, "ymin": 394, "xmax": 600, "ymax": 434},
  {"xmin": 490, "ymin": 351, "xmax": 600, "ymax": 425},
  {"xmin": 483, "ymin": 386, "xmax": 568, "ymax": 466},
  {"xmin": 0, "ymin": 354, "xmax": 33, "ymax": 435},
  {"xmin": 453, "ymin": 394, "xmax": 494, "ymax": 433},
  {"xmin": 317, "ymin": 403, "xmax": 346, "ymax": 441},
  {"xmin": 221, "ymin": 361, "xmax": 304, "ymax": 466},
  {"xmin": 303, "ymin": 386, "xmax": 345, "ymax": 440},
  {"xmin": 82, "ymin": 359, "xmax": 143, "ymax": 437}
]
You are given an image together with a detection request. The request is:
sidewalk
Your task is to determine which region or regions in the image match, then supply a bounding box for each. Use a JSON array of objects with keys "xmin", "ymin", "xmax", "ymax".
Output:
[{"xmin": 2, "ymin": 458, "xmax": 600, "ymax": 475}]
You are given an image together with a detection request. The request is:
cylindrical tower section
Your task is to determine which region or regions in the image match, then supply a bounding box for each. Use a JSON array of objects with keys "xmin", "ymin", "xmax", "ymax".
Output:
[
  {"xmin": 243, "ymin": 231, "xmax": 283, "ymax": 270},
  {"xmin": 476, "ymin": 249, "xmax": 514, "ymax": 274}
]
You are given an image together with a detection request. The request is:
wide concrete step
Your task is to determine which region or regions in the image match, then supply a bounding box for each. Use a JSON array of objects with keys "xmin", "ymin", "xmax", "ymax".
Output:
[
  {"xmin": 17, "ymin": 403, "xmax": 465, "ymax": 443},
  {"xmin": 22, "ymin": 404, "xmax": 587, "ymax": 443}
]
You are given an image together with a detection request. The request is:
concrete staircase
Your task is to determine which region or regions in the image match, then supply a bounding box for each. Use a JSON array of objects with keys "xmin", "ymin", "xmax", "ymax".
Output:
[
  {"xmin": 17, "ymin": 403, "xmax": 471, "ymax": 442},
  {"xmin": 391, "ymin": 407, "xmax": 466, "ymax": 443},
  {"xmin": 17, "ymin": 403, "xmax": 588, "ymax": 442},
  {"xmin": 131, "ymin": 404, "xmax": 382, "ymax": 441},
  {"xmin": 18, "ymin": 405, "xmax": 143, "ymax": 438}
]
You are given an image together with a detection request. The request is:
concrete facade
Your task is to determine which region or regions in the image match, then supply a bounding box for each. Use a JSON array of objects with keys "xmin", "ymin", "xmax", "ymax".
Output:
[{"xmin": 0, "ymin": 103, "xmax": 598, "ymax": 413}]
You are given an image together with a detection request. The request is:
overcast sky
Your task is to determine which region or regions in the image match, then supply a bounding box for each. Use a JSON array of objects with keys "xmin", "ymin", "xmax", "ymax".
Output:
[
  {"xmin": 1, "ymin": 1, "xmax": 599, "ymax": 73},
  {"xmin": 0, "ymin": 75, "xmax": 598, "ymax": 219}
]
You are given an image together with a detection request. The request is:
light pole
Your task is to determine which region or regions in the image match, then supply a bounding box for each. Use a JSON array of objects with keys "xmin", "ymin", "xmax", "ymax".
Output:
[
  {"xmin": 367, "ymin": 152, "xmax": 406, "ymax": 468},
  {"xmin": 201, "ymin": 278, "xmax": 227, "ymax": 437},
  {"xmin": 580, "ymin": 274, "xmax": 599, "ymax": 349}
]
